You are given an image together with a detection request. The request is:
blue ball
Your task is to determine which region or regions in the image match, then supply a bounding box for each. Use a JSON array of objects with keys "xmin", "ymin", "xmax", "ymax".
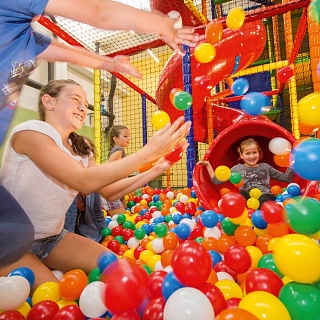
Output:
[
  {"xmin": 97, "ymin": 251, "xmax": 117, "ymax": 272},
  {"xmin": 200, "ymin": 210, "xmax": 219, "ymax": 228},
  {"xmin": 162, "ymin": 272, "xmax": 183, "ymax": 300},
  {"xmin": 251, "ymin": 209, "xmax": 268, "ymax": 229},
  {"xmin": 142, "ymin": 223, "xmax": 152, "ymax": 235},
  {"xmin": 232, "ymin": 77, "xmax": 249, "ymax": 96},
  {"xmin": 287, "ymin": 185, "xmax": 301, "ymax": 197},
  {"xmin": 208, "ymin": 250, "xmax": 222, "ymax": 266},
  {"xmin": 8, "ymin": 267, "xmax": 35, "ymax": 287},
  {"xmin": 172, "ymin": 213, "xmax": 183, "ymax": 224},
  {"xmin": 240, "ymin": 92, "xmax": 270, "ymax": 116},
  {"xmin": 174, "ymin": 223, "xmax": 191, "ymax": 239},
  {"xmin": 290, "ymin": 138, "xmax": 320, "ymax": 180}
]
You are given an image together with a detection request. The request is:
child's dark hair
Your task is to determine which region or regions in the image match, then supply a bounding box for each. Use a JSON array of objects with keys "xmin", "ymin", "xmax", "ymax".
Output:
[
  {"xmin": 108, "ymin": 125, "xmax": 129, "ymax": 148},
  {"xmin": 237, "ymin": 138, "xmax": 263, "ymax": 161},
  {"xmin": 38, "ymin": 79, "xmax": 94, "ymax": 157}
]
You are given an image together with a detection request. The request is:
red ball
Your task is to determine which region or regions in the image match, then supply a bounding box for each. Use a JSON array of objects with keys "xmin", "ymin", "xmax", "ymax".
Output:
[
  {"xmin": 171, "ymin": 240, "xmax": 212, "ymax": 288},
  {"xmin": 220, "ymin": 193, "xmax": 246, "ymax": 218},
  {"xmin": 199, "ymin": 282, "xmax": 227, "ymax": 315},
  {"xmin": 165, "ymin": 145, "xmax": 183, "ymax": 164},
  {"xmin": 0, "ymin": 311, "xmax": 25, "ymax": 320},
  {"xmin": 224, "ymin": 245, "xmax": 251, "ymax": 274},
  {"xmin": 147, "ymin": 270, "xmax": 167, "ymax": 300},
  {"xmin": 143, "ymin": 297, "xmax": 166, "ymax": 320},
  {"xmin": 52, "ymin": 305, "xmax": 85, "ymax": 320},
  {"xmin": 27, "ymin": 301, "xmax": 59, "ymax": 320}
]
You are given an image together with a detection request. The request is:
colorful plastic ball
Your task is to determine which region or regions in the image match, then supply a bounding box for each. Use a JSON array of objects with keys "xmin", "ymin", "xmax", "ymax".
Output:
[
  {"xmin": 249, "ymin": 188, "xmax": 262, "ymax": 199},
  {"xmin": 224, "ymin": 245, "xmax": 252, "ymax": 274},
  {"xmin": 102, "ymin": 259, "xmax": 149, "ymax": 314},
  {"xmin": 221, "ymin": 218, "xmax": 238, "ymax": 236},
  {"xmin": 200, "ymin": 210, "xmax": 219, "ymax": 228},
  {"xmin": 269, "ymin": 137, "xmax": 292, "ymax": 155},
  {"xmin": 8, "ymin": 267, "xmax": 35, "ymax": 288},
  {"xmin": 0, "ymin": 310, "xmax": 26, "ymax": 320},
  {"xmin": 234, "ymin": 225, "xmax": 256, "ymax": 247},
  {"xmin": 151, "ymin": 110, "xmax": 171, "ymax": 130},
  {"xmin": 247, "ymin": 198, "xmax": 260, "ymax": 210},
  {"xmin": 290, "ymin": 138, "xmax": 320, "ymax": 180},
  {"xmin": 284, "ymin": 197, "xmax": 320, "ymax": 234},
  {"xmin": 258, "ymin": 253, "xmax": 283, "ymax": 278},
  {"xmin": 27, "ymin": 300, "xmax": 59, "ymax": 320},
  {"xmin": 214, "ymin": 279, "xmax": 243, "ymax": 300},
  {"xmin": 245, "ymin": 268, "xmax": 283, "ymax": 297},
  {"xmin": 226, "ymin": 7, "xmax": 245, "ymax": 30},
  {"xmin": 32, "ymin": 281, "xmax": 60, "ymax": 305},
  {"xmin": 171, "ymin": 240, "xmax": 212, "ymax": 288},
  {"xmin": 165, "ymin": 145, "xmax": 184, "ymax": 164},
  {"xmin": 251, "ymin": 210, "xmax": 268, "ymax": 229},
  {"xmin": 169, "ymin": 88, "xmax": 183, "ymax": 104},
  {"xmin": 199, "ymin": 282, "xmax": 227, "ymax": 315},
  {"xmin": 297, "ymin": 92, "xmax": 320, "ymax": 127},
  {"xmin": 59, "ymin": 269, "xmax": 88, "ymax": 301},
  {"xmin": 205, "ymin": 20, "xmax": 223, "ymax": 44},
  {"xmin": 194, "ymin": 42, "xmax": 216, "ymax": 63},
  {"xmin": 162, "ymin": 272, "xmax": 184, "ymax": 300},
  {"xmin": 79, "ymin": 281, "xmax": 107, "ymax": 318},
  {"xmin": 143, "ymin": 297, "xmax": 166, "ymax": 320},
  {"xmin": 239, "ymin": 291, "xmax": 291, "ymax": 320},
  {"xmin": 220, "ymin": 192, "xmax": 246, "ymax": 218},
  {"xmin": 274, "ymin": 153, "xmax": 290, "ymax": 167},
  {"xmin": 172, "ymin": 91, "xmax": 193, "ymax": 110},
  {"xmin": 231, "ymin": 78, "xmax": 249, "ymax": 96},
  {"xmin": 52, "ymin": 305, "xmax": 86, "ymax": 320},
  {"xmin": 240, "ymin": 92, "xmax": 270, "ymax": 116},
  {"xmin": 308, "ymin": 0, "xmax": 320, "ymax": 22},
  {"xmin": 273, "ymin": 234, "xmax": 320, "ymax": 283},
  {"xmin": 163, "ymin": 287, "xmax": 215, "ymax": 320},
  {"xmin": 215, "ymin": 308, "xmax": 259, "ymax": 320},
  {"xmin": 229, "ymin": 171, "xmax": 242, "ymax": 184},
  {"xmin": 260, "ymin": 201, "xmax": 284, "ymax": 224},
  {"xmin": 215, "ymin": 165, "xmax": 231, "ymax": 181},
  {"xmin": 271, "ymin": 185, "xmax": 282, "ymax": 196},
  {"xmin": 279, "ymin": 282, "xmax": 320, "ymax": 320},
  {"xmin": 174, "ymin": 223, "xmax": 191, "ymax": 239},
  {"xmin": 286, "ymin": 184, "xmax": 301, "ymax": 197},
  {"xmin": 0, "ymin": 276, "xmax": 30, "ymax": 311},
  {"xmin": 277, "ymin": 66, "xmax": 294, "ymax": 84}
]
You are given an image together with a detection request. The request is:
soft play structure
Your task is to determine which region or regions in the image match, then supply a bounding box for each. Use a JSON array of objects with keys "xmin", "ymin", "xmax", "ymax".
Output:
[{"xmin": 192, "ymin": 115, "xmax": 311, "ymax": 209}]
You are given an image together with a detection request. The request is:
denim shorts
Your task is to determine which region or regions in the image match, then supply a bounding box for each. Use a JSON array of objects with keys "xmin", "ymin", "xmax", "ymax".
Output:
[{"xmin": 28, "ymin": 229, "xmax": 69, "ymax": 261}]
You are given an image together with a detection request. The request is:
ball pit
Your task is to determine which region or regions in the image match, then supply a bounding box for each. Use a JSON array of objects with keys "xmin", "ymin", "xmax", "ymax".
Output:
[{"xmin": 0, "ymin": 184, "xmax": 319, "ymax": 320}]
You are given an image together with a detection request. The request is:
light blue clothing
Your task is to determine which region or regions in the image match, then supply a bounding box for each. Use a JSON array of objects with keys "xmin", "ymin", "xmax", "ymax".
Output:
[
  {"xmin": 0, "ymin": 0, "xmax": 51, "ymax": 145},
  {"xmin": 64, "ymin": 193, "xmax": 107, "ymax": 242}
]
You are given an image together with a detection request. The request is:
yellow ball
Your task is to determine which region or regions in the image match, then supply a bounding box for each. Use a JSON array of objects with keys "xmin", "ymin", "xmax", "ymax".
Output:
[
  {"xmin": 273, "ymin": 234, "xmax": 320, "ymax": 283},
  {"xmin": 123, "ymin": 248, "xmax": 135, "ymax": 260},
  {"xmin": 229, "ymin": 208, "xmax": 248, "ymax": 224},
  {"xmin": 194, "ymin": 42, "xmax": 216, "ymax": 63},
  {"xmin": 147, "ymin": 254, "xmax": 161, "ymax": 271},
  {"xmin": 297, "ymin": 92, "xmax": 320, "ymax": 127},
  {"xmin": 247, "ymin": 197, "xmax": 260, "ymax": 210},
  {"xmin": 239, "ymin": 291, "xmax": 291, "ymax": 320},
  {"xmin": 226, "ymin": 7, "xmax": 245, "ymax": 30},
  {"xmin": 215, "ymin": 279, "xmax": 243, "ymax": 300},
  {"xmin": 139, "ymin": 249, "xmax": 154, "ymax": 264},
  {"xmin": 17, "ymin": 301, "xmax": 31, "ymax": 318},
  {"xmin": 249, "ymin": 188, "xmax": 262, "ymax": 199},
  {"xmin": 245, "ymin": 246, "xmax": 263, "ymax": 269},
  {"xmin": 215, "ymin": 165, "xmax": 231, "ymax": 181},
  {"xmin": 152, "ymin": 110, "xmax": 170, "ymax": 130},
  {"xmin": 32, "ymin": 282, "xmax": 60, "ymax": 305},
  {"xmin": 57, "ymin": 299, "xmax": 78, "ymax": 309}
]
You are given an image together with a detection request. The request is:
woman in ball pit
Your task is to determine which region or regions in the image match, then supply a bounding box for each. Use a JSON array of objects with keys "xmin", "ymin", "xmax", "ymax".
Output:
[{"xmin": 0, "ymin": 79, "xmax": 191, "ymax": 290}]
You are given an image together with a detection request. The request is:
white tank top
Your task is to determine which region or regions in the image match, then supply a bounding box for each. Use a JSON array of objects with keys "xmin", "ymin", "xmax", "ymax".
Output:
[{"xmin": 0, "ymin": 120, "xmax": 90, "ymax": 239}]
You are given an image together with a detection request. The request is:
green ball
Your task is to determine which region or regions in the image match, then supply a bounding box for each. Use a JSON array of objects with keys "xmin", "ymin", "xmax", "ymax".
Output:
[
  {"xmin": 101, "ymin": 227, "xmax": 112, "ymax": 240},
  {"xmin": 229, "ymin": 171, "xmax": 242, "ymax": 184},
  {"xmin": 194, "ymin": 237, "xmax": 204, "ymax": 244},
  {"xmin": 134, "ymin": 227, "xmax": 146, "ymax": 240},
  {"xmin": 173, "ymin": 91, "xmax": 193, "ymax": 110},
  {"xmin": 116, "ymin": 214, "xmax": 126, "ymax": 225},
  {"xmin": 258, "ymin": 253, "xmax": 283, "ymax": 278},
  {"xmin": 123, "ymin": 220, "xmax": 134, "ymax": 230},
  {"xmin": 284, "ymin": 197, "xmax": 320, "ymax": 234},
  {"xmin": 127, "ymin": 200, "xmax": 136, "ymax": 209},
  {"xmin": 154, "ymin": 223, "xmax": 168, "ymax": 238},
  {"xmin": 221, "ymin": 217, "xmax": 238, "ymax": 235},
  {"xmin": 114, "ymin": 235, "xmax": 125, "ymax": 244},
  {"xmin": 279, "ymin": 282, "xmax": 320, "ymax": 320},
  {"xmin": 165, "ymin": 214, "xmax": 173, "ymax": 223},
  {"xmin": 88, "ymin": 267, "xmax": 101, "ymax": 283}
]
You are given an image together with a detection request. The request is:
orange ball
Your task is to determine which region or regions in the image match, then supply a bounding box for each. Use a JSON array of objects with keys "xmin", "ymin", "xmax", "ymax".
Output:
[
  {"xmin": 216, "ymin": 234, "xmax": 237, "ymax": 254},
  {"xmin": 202, "ymin": 236, "xmax": 218, "ymax": 251},
  {"xmin": 207, "ymin": 269, "xmax": 218, "ymax": 285},
  {"xmin": 163, "ymin": 232, "xmax": 179, "ymax": 250},
  {"xmin": 220, "ymin": 188, "xmax": 231, "ymax": 196},
  {"xmin": 255, "ymin": 234, "xmax": 273, "ymax": 254},
  {"xmin": 138, "ymin": 162, "xmax": 153, "ymax": 173},
  {"xmin": 234, "ymin": 225, "xmax": 256, "ymax": 247},
  {"xmin": 161, "ymin": 249, "xmax": 174, "ymax": 268},
  {"xmin": 270, "ymin": 185, "xmax": 282, "ymax": 196},
  {"xmin": 267, "ymin": 221, "xmax": 289, "ymax": 237}
]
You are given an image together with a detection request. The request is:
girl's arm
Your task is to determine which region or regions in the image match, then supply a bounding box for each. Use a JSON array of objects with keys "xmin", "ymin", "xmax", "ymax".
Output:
[
  {"xmin": 44, "ymin": 0, "xmax": 198, "ymax": 55},
  {"xmin": 270, "ymin": 166, "xmax": 295, "ymax": 183},
  {"xmin": 12, "ymin": 117, "xmax": 190, "ymax": 195},
  {"xmin": 38, "ymin": 39, "xmax": 142, "ymax": 78},
  {"xmin": 196, "ymin": 160, "xmax": 215, "ymax": 179}
]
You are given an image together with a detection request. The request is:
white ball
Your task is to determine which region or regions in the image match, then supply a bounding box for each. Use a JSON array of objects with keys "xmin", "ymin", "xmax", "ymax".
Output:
[
  {"xmin": 167, "ymin": 191, "xmax": 175, "ymax": 199},
  {"xmin": 179, "ymin": 194, "xmax": 189, "ymax": 204}
]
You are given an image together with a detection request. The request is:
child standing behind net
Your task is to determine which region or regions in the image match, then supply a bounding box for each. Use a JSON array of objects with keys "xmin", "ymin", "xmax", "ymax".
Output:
[
  {"xmin": 197, "ymin": 138, "xmax": 295, "ymax": 205},
  {"xmin": 102, "ymin": 125, "xmax": 131, "ymax": 216}
]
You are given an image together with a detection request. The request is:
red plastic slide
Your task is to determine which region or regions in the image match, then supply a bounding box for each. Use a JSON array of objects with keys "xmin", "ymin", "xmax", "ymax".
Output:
[{"xmin": 192, "ymin": 116, "xmax": 311, "ymax": 210}]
